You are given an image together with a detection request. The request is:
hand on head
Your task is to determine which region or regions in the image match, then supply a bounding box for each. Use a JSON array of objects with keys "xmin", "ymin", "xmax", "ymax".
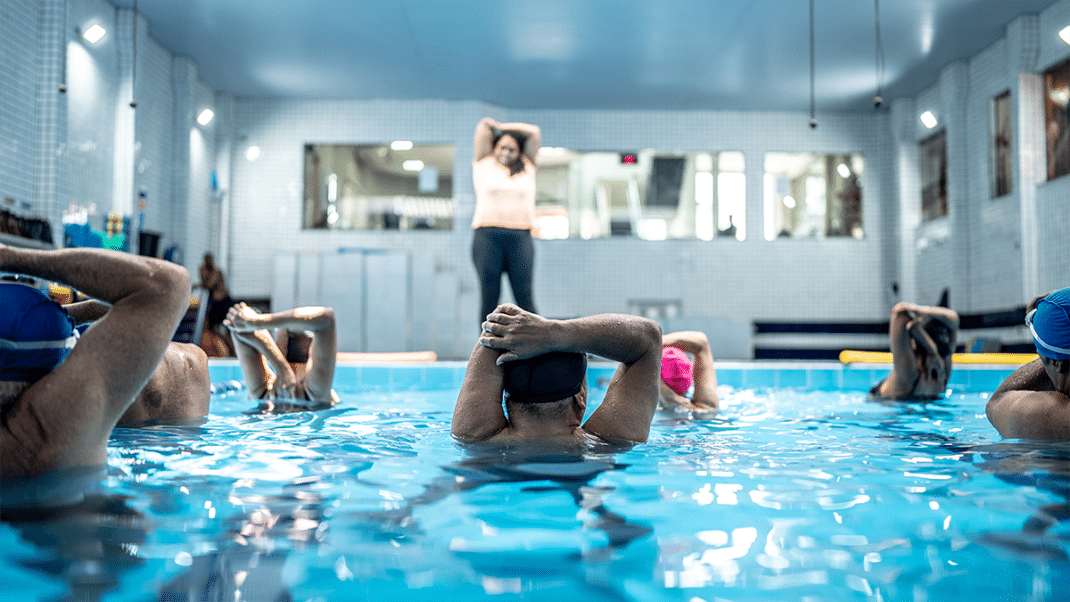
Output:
[{"xmin": 479, "ymin": 304, "xmax": 555, "ymax": 364}]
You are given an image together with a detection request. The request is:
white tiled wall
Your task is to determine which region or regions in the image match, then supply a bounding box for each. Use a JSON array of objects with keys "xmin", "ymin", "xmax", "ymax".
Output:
[{"xmin": 2, "ymin": 0, "xmax": 1068, "ymax": 359}]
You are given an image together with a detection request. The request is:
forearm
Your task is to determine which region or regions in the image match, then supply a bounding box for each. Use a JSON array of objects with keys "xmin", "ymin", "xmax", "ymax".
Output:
[
  {"xmin": 474, "ymin": 118, "xmax": 498, "ymax": 160},
  {"xmin": 63, "ymin": 299, "xmax": 111, "ymax": 324},
  {"xmin": 245, "ymin": 307, "xmax": 335, "ymax": 332},
  {"xmin": 234, "ymin": 329, "xmax": 294, "ymax": 379},
  {"xmin": 1, "ymin": 246, "xmax": 189, "ymax": 311},
  {"xmin": 555, "ymin": 314, "xmax": 662, "ymax": 365}
]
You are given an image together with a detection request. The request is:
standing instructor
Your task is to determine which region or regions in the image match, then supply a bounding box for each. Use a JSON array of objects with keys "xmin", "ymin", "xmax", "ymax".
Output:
[{"xmin": 471, "ymin": 117, "xmax": 541, "ymax": 325}]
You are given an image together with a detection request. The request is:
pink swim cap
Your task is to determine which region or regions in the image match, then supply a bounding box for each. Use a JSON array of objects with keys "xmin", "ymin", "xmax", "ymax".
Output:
[{"xmin": 660, "ymin": 346, "xmax": 693, "ymax": 395}]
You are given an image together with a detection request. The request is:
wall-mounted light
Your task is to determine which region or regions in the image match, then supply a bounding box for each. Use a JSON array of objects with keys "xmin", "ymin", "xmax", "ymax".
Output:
[
  {"xmin": 920, "ymin": 110, "xmax": 938, "ymax": 129},
  {"xmin": 81, "ymin": 23, "xmax": 106, "ymax": 44},
  {"xmin": 837, "ymin": 163, "xmax": 851, "ymax": 178},
  {"xmin": 402, "ymin": 160, "xmax": 424, "ymax": 171},
  {"xmin": 245, "ymin": 146, "xmax": 261, "ymax": 162},
  {"xmin": 196, "ymin": 109, "xmax": 215, "ymax": 126},
  {"xmin": 390, "ymin": 140, "xmax": 413, "ymax": 151},
  {"xmin": 1059, "ymin": 25, "xmax": 1070, "ymax": 46}
]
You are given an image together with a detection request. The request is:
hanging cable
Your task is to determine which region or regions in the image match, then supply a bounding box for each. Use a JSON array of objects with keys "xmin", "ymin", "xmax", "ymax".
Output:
[
  {"xmin": 58, "ymin": 0, "xmax": 67, "ymax": 93},
  {"xmin": 130, "ymin": 0, "xmax": 138, "ymax": 108},
  {"xmin": 809, "ymin": 0, "xmax": 817, "ymax": 128},
  {"xmin": 874, "ymin": 0, "xmax": 885, "ymax": 108}
]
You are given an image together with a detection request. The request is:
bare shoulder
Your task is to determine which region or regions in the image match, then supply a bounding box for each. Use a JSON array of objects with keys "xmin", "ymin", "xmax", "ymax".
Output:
[{"xmin": 986, "ymin": 389, "xmax": 1070, "ymax": 440}]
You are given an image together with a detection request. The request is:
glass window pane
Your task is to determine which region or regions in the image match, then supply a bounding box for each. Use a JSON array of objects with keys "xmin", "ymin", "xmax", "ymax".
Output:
[
  {"xmin": 993, "ymin": 91, "xmax": 1013, "ymax": 197},
  {"xmin": 1044, "ymin": 58, "xmax": 1070, "ymax": 181},
  {"xmin": 302, "ymin": 143, "xmax": 454, "ymax": 231},
  {"xmin": 764, "ymin": 152, "xmax": 863, "ymax": 240},
  {"xmin": 532, "ymin": 150, "xmax": 745, "ymax": 240},
  {"xmin": 919, "ymin": 132, "xmax": 948, "ymax": 222}
]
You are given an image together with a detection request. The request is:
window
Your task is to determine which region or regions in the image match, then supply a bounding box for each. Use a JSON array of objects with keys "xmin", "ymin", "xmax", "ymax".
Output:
[
  {"xmin": 302, "ymin": 143, "xmax": 454, "ymax": 231},
  {"xmin": 763, "ymin": 152, "xmax": 864, "ymax": 240},
  {"xmin": 1044, "ymin": 58, "xmax": 1070, "ymax": 181},
  {"xmin": 919, "ymin": 132, "xmax": 947, "ymax": 222},
  {"xmin": 533, "ymin": 149, "xmax": 745, "ymax": 240},
  {"xmin": 992, "ymin": 91, "xmax": 1013, "ymax": 197}
]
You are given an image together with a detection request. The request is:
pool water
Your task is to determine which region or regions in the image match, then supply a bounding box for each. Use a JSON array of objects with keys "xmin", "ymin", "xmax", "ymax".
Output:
[{"xmin": 2, "ymin": 362, "xmax": 1068, "ymax": 601}]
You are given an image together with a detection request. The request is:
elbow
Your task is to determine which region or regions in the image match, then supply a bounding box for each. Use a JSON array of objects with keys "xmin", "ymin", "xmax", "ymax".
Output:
[{"xmin": 639, "ymin": 318, "xmax": 663, "ymax": 353}]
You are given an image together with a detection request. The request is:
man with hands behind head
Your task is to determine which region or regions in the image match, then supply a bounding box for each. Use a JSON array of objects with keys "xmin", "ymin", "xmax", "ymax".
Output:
[
  {"xmin": 452, "ymin": 303, "xmax": 662, "ymax": 445},
  {"xmin": 986, "ymin": 288, "xmax": 1070, "ymax": 440},
  {"xmin": 0, "ymin": 244, "xmax": 190, "ymax": 478}
]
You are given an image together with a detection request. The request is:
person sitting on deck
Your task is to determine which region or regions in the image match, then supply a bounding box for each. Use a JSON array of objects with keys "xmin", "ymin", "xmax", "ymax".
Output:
[
  {"xmin": 224, "ymin": 302, "xmax": 339, "ymax": 413},
  {"xmin": 869, "ymin": 302, "xmax": 960, "ymax": 401},
  {"xmin": 658, "ymin": 331, "xmax": 719, "ymax": 414},
  {"xmin": 452, "ymin": 303, "xmax": 662, "ymax": 444},
  {"xmin": 986, "ymin": 287, "xmax": 1070, "ymax": 440},
  {"xmin": 0, "ymin": 244, "xmax": 190, "ymax": 478}
]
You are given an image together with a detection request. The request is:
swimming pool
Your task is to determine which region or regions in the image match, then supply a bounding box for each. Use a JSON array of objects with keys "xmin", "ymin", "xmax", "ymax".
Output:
[{"xmin": 2, "ymin": 361, "xmax": 1068, "ymax": 601}]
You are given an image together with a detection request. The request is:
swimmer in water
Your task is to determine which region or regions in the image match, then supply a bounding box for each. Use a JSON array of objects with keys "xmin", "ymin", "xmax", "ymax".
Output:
[
  {"xmin": 452, "ymin": 303, "xmax": 662, "ymax": 444},
  {"xmin": 658, "ymin": 331, "xmax": 719, "ymax": 414},
  {"xmin": 986, "ymin": 288, "xmax": 1070, "ymax": 440},
  {"xmin": 0, "ymin": 244, "xmax": 190, "ymax": 477},
  {"xmin": 869, "ymin": 302, "xmax": 960, "ymax": 401},
  {"xmin": 224, "ymin": 302, "xmax": 339, "ymax": 412},
  {"xmin": 60, "ymin": 298, "xmax": 211, "ymax": 424}
]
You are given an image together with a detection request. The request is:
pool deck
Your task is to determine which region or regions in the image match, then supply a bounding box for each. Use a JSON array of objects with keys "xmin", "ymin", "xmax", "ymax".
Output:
[{"xmin": 207, "ymin": 359, "xmax": 1021, "ymax": 394}]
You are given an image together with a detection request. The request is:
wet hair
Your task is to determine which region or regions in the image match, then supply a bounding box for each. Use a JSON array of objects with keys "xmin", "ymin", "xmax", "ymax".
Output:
[{"xmin": 922, "ymin": 317, "xmax": 955, "ymax": 358}]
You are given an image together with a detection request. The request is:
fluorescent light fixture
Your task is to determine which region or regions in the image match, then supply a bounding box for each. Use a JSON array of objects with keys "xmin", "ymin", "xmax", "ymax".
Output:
[
  {"xmin": 402, "ymin": 160, "xmax": 424, "ymax": 171},
  {"xmin": 1060, "ymin": 25, "xmax": 1070, "ymax": 46},
  {"xmin": 390, "ymin": 140, "xmax": 413, "ymax": 151},
  {"xmin": 82, "ymin": 23, "xmax": 106, "ymax": 43},
  {"xmin": 245, "ymin": 146, "xmax": 260, "ymax": 162},
  {"xmin": 196, "ymin": 109, "xmax": 214, "ymax": 126},
  {"xmin": 920, "ymin": 111, "xmax": 938, "ymax": 129},
  {"xmin": 837, "ymin": 163, "xmax": 851, "ymax": 178}
]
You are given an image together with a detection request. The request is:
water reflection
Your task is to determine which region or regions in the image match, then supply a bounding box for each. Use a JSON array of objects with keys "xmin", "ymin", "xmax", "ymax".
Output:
[{"xmin": 1, "ymin": 466, "xmax": 148, "ymax": 602}]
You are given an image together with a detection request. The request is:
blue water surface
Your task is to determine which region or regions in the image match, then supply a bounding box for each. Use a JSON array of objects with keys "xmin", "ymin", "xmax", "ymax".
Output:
[{"xmin": 2, "ymin": 362, "xmax": 1068, "ymax": 601}]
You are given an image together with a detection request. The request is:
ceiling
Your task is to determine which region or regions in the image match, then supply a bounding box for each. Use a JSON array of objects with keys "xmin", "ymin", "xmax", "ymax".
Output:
[{"xmin": 124, "ymin": 0, "xmax": 1061, "ymax": 112}]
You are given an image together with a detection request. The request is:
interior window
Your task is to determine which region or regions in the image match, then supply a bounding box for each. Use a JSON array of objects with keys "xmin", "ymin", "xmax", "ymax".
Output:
[
  {"xmin": 992, "ymin": 90, "xmax": 1013, "ymax": 197},
  {"xmin": 533, "ymin": 149, "xmax": 745, "ymax": 240},
  {"xmin": 763, "ymin": 152, "xmax": 864, "ymax": 240},
  {"xmin": 302, "ymin": 143, "xmax": 454, "ymax": 231},
  {"xmin": 919, "ymin": 132, "xmax": 948, "ymax": 222},
  {"xmin": 1044, "ymin": 58, "xmax": 1070, "ymax": 181}
]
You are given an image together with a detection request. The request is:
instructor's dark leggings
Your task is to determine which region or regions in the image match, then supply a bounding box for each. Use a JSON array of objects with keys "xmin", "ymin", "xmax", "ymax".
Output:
[{"xmin": 472, "ymin": 226, "xmax": 536, "ymax": 323}]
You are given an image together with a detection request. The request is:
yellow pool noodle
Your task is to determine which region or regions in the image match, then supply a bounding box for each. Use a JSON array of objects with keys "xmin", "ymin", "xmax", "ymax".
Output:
[{"xmin": 839, "ymin": 350, "xmax": 1037, "ymax": 365}]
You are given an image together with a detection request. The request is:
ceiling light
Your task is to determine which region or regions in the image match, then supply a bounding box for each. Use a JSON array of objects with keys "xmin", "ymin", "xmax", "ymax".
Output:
[
  {"xmin": 82, "ymin": 23, "xmax": 106, "ymax": 43},
  {"xmin": 196, "ymin": 109, "xmax": 214, "ymax": 125},
  {"xmin": 246, "ymin": 146, "xmax": 260, "ymax": 162},
  {"xmin": 837, "ymin": 164, "xmax": 851, "ymax": 178},
  {"xmin": 783, "ymin": 196, "xmax": 796, "ymax": 209},
  {"xmin": 390, "ymin": 140, "xmax": 413, "ymax": 151},
  {"xmin": 1060, "ymin": 25, "xmax": 1070, "ymax": 46},
  {"xmin": 402, "ymin": 160, "xmax": 424, "ymax": 171},
  {"xmin": 920, "ymin": 111, "xmax": 937, "ymax": 129}
]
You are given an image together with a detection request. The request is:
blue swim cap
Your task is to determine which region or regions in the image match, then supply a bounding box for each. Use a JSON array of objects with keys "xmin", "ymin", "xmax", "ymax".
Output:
[
  {"xmin": 0, "ymin": 282, "xmax": 79, "ymax": 382},
  {"xmin": 1027, "ymin": 287, "xmax": 1070, "ymax": 360}
]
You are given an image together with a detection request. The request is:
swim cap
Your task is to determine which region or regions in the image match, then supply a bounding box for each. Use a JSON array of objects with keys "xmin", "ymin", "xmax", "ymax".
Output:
[
  {"xmin": 1027, "ymin": 287, "xmax": 1070, "ymax": 360},
  {"xmin": 0, "ymin": 282, "xmax": 78, "ymax": 382},
  {"xmin": 661, "ymin": 346, "xmax": 693, "ymax": 396},
  {"xmin": 502, "ymin": 351, "xmax": 587, "ymax": 403}
]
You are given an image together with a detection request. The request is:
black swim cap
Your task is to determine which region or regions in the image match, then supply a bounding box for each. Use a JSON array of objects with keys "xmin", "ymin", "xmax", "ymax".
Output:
[{"xmin": 502, "ymin": 351, "xmax": 587, "ymax": 404}]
